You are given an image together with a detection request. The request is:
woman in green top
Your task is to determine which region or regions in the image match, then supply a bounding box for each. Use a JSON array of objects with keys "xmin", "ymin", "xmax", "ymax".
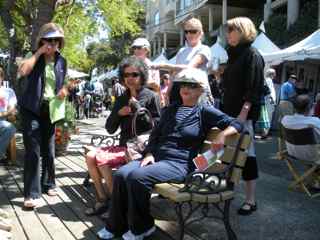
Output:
[{"xmin": 18, "ymin": 23, "xmax": 69, "ymax": 208}]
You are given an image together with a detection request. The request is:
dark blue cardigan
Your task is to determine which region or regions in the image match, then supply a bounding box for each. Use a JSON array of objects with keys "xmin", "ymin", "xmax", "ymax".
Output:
[{"xmin": 19, "ymin": 52, "xmax": 67, "ymax": 116}]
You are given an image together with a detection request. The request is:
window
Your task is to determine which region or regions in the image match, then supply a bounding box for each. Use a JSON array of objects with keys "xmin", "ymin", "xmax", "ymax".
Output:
[{"xmin": 154, "ymin": 11, "xmax": 160, "ymax": 25}]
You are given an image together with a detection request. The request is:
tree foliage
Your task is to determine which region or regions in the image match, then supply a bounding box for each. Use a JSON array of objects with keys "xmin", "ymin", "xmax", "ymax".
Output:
[
  {"xmin": 0, "ymin": 0, "xmax": 145, "ymax": 83},
  {"xmin": 265, "ymin": 0, "xmax": 318, "ymax": 47}
]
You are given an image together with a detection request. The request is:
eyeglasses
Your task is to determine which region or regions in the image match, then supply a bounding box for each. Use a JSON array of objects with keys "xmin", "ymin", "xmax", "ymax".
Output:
[
  {"xmin": 184, "ymin": 29, "xmax": 199, "ymax": 35},
  {"xmin": 42, "ymin": 38, "xmax": 60, "ymax": 43},
  {"xmin": 124, "ymin": 72, "xmax": 140, "ymax": 78},
  {"xmin": 132, "ymin": 46, "xmax": 143, "ymax": 50},
  {"xmin": 180, "ymin": 82, "xmax": 201, "ymax": 89}
]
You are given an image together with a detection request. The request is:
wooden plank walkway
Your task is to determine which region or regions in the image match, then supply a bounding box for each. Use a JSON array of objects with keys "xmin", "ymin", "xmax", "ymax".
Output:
[{"xmin": 0, "ymin": 121, "xmax": 202, "ymax": 240}]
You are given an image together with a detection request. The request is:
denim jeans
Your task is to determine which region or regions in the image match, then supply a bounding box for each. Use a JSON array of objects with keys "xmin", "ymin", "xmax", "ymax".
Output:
[
  {"xmin": 21, "ymin": 105, "xmax": 56, "ymax": 199},
  {"xmin": 0, "ymin": 119, "xmax": 16, "ymax": 157}
]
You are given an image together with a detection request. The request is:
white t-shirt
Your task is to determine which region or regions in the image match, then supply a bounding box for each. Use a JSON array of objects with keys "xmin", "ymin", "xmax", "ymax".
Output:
[
  {"xmin": 281, "ymin": 113, "xmax": 320, "ymax": 163},
  {"xmin": 175, "ymin": 42, "xmax": 212, "ymax": 102},
  {"xmin": 0, "ymin": 87, "xmax": 17, "ymax": 113}
]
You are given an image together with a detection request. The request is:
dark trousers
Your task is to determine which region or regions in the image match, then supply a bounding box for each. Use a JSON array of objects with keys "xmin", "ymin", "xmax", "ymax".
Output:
[
  {"xmin": 22, "ymin": 104, "xmax": 56, "ymax": 199},
  {"xmin": 105, "ymin": 160, "xmax": 188, "ymax": 236}
]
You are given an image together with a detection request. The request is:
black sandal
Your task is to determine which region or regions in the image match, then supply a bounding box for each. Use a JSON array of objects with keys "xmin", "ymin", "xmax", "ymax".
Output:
[
  {"xmin": 85, "ymin": 201, "xmax": 109, "ymax": 216},
  {"xmin": 237, "ymin": 202, "xmax": 257, "ymax": 216}
]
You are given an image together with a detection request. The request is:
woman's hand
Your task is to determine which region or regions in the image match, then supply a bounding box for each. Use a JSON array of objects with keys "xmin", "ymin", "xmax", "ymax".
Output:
[
  {"xmin": 237, "ymin": 102, "xmax": 251, "ymax": 122},
  {"xmin": 140, "ymin": 154, "xmax": 155, "ymax": 167},
  {"xmin": 211, "ymin": 131, "xmax": 226, "ymax": 152},
  {"xmin": 118, "ymin": 106, "xmax": 132, "ymax": 116},
  {"xmin": 57, "ymin": 86, "xmax": 68, "ymax": 100}
]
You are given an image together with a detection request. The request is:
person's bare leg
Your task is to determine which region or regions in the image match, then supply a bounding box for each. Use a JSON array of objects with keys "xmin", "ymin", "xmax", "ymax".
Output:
[
  {"xmin": 85, "ymin": 151, "xmax": 107, "ymax": 201},
  {"xmin": 244, "ymin": 180, "xmax": 256, "ymax": 204},
  {"xmin": 98, "ymin": 165, "xmax": 113, "ymax": 195}
]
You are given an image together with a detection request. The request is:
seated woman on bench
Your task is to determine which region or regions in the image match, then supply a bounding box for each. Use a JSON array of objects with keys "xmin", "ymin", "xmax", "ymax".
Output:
[
  {"xmin": 85, "ymin": 56, "xmax": 161, "ymax": 216},
  {"xmin": 97, "ymin": 68, "xmax": 243, "ymax": 240}
]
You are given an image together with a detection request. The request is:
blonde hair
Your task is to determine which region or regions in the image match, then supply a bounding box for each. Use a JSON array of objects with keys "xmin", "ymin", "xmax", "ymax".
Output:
[
  {"xmin": 35, "ymin": 22, "xmax": 65, "ymax": 49},
  {"xmin": 227, "ymin": 17, "xmax": 257, "ymax": 43},
  {"xmin": 183, "ymin": 17, "xmax": 203, "ymax": 33}
]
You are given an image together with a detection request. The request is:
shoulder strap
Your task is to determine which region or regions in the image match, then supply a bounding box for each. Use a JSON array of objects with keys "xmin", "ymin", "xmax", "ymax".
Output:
[{"xmin": 131, "ymin": 107, "xmax": 155, "ymax": 137}]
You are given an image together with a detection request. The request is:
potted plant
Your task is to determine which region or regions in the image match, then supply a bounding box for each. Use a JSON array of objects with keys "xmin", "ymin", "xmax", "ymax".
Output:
[{"xmin": 55, "ymin": 101, "xmax": 76, "ymax": 156}]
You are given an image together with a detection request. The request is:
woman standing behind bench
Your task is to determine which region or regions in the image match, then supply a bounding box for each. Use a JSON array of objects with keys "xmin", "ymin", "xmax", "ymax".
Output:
[
  {"xmin": 85, "ymin": 56, "xmax": 161, "ymax": 215},
  {"xmin": 97, "ymin": 68, "xmax": 243, "ymax": 240}
]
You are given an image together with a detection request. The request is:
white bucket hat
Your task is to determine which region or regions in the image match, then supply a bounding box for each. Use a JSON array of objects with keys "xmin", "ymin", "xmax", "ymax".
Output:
[
  {"xmin": 131, "ymin": 38, "xmax": 150, "ymax": 49},
  {"xmin": 42, "ymin": 30, "xmax": 64, "ymax": 39},
  {"xmin": 174, "ymin": 68, "xmax": 207, "ymax": 89}
]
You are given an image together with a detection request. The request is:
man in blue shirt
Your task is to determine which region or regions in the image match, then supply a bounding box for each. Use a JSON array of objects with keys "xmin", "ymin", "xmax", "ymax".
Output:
[{"xmin": 280, "ymin": 74, "xmax": 297, "ymax": 102}]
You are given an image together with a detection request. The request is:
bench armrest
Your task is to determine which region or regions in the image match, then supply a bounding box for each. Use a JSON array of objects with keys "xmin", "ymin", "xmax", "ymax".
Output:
[
  {"xmin": 179, "ymin": 164, "xmax": 231, "ymax": 195},
  {"xmin": 90, "ymin": 133, "xmax": 120, "ymax": 146}
]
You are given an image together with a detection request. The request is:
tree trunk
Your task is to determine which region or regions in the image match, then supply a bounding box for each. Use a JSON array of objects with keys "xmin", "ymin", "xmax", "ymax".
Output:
[{"xmin": 30, "ymin": 0, "xmax": 58, "ymax": 50}]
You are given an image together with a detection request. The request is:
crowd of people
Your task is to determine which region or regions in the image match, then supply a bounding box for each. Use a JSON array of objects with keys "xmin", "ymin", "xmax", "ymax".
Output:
[{"xmin": 1, "ymin": 14, "xmax": 320, "ymax": 240}]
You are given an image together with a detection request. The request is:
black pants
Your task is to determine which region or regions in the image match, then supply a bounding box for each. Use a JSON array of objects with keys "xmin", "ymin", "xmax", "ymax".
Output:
[
  {"xmin": 22, "ymin": 103, "xmax": 56, "ymax": 199},
  {"xmin": 105, "ymin": 160, "xmax": 188, "ymax": 236}
]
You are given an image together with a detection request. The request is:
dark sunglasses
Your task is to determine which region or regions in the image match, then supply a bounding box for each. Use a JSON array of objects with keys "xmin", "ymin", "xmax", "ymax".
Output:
[
  {"xmin": 180, "ymin": 82, "xmax": 200, "ymax": 89},
  {"xmin": 42, "ymin": 38, "xmax": 60, "ymax": 43},
  {"xmin": 184, "ymin": 29, "xmax": 198, "ymax": 35},
  {"xmin": 124, "ymin": 72, "xmax": 140, "ymax": 78},
  {"xmin": 132, "ymin": 46, "xmax": 143, "ymax": 50}
]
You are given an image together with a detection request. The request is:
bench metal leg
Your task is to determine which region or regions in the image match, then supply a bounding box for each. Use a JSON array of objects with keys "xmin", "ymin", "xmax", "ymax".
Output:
[
  {"xmin": 83, "ymin": 173, "xmax": 90, "ymax": 187},
  {"xmin": 175, "ymin": 203, "xmax": 185, "ymax": 240},
  {"xmin": 223, "ymin": 200, "xmax": 237, "ymax": 240}
]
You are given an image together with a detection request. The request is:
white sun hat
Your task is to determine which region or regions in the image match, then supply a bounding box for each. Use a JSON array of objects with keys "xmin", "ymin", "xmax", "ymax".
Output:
[
  {"xmin": 174, "ymin": 68, "xmax": 207, "ymax": 89},
  {"xmin": 43, "ymin": 30, "xmax": 64, "ymax": 39},
  {"xmin": 131, "ymin": 38, "xmax": 151, "ymax": 49}
]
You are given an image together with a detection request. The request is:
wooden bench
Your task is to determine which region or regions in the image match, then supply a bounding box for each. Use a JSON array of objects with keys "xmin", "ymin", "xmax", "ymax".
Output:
[
  {"xmin": 83, "ymin": 129, "xmax": 250, "ymax": 240},
  {"xmin": 154, "ymin": 128, "xmax": 250, "ymax": 240}
]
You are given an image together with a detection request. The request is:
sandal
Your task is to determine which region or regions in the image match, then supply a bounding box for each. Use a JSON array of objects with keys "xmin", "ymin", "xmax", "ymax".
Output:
[
  {"xmin": 237, "ymin": 202, "xmax": 257, "ymax": 216},
  {"xmin": 85, "ymin": 201, "xmax": 109, "ymax": 216},
  {"xmin": 47, "ymin": 188, "xmax": 58, "ymax": 196},
  {"xmin": 23, "ymin": 198, "xmax": 40, "ymax": 209}
]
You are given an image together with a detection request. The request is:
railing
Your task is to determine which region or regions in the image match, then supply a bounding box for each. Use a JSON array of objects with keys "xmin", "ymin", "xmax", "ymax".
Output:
[{"xmin": 175, "ymin": 0, "xmax": 208, "ymax": 24}]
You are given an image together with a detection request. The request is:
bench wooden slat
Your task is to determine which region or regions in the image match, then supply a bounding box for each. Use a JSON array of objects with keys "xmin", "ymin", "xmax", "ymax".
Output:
[
  {"xmin": 201, "ymin": 145, "xmax": 247, "ymax": 166},
  {"xmin": 155, "ymin": 183, "xmax": 234, "ymax": 203},
  {"xmin": 205, "ymin": 128, "xmax": 251, "ymax": 149}
]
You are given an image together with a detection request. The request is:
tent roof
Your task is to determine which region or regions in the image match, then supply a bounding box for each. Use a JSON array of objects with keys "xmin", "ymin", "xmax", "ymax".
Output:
[
  {"xmin": 67, "ymin": 69, "xmax": 89, "ymax": 78},
  {"xmin": 252, "ymin": 32, "xmax": 280, "ymax": 55},
  {"xmin": 210, "ymin": 41, "xmax": 228, "ymax": 64},
  {"xmin": 263, "ymin": 30, "xmax": 320, "ymax": 65},
  {"xmin": 152, "ymin": 53, "xmax": 168, "ymax": 64}
]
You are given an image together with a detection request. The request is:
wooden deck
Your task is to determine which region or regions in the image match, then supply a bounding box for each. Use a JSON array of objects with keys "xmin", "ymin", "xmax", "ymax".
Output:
[{"xmin": 0, "ymin": 121, "xmax": 212, "ymax": 240}]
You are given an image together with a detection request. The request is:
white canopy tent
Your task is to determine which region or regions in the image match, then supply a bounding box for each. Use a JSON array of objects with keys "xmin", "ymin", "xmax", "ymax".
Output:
[
  {"xmin": 210, "ymin": 40, "xmax": 228, "ymax": 70},
  {"xmin": 263, "ymin": 30, "xmax": 320, "ymax": 65},
  {"xmin": 152, "ymin": 52, "xmax": 168, "ymax": 64},
  {"xmin": 252, "ymin": 32, "xmax": 280, "ymax": 55},
  {"xmin": 67, "ymin": 69, "xmax": 89, "ymax": 78},
  {"xmin": 168, "ymin": 55, "xmax": 176, "ymax": 64}
]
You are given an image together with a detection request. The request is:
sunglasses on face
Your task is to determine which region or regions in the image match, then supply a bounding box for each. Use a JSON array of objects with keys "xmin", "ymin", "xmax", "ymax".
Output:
[
  {"xmin": 184, "ymin": 29, "xmax": 199, "ymax": 35},
  {"xmin": 227, "ymin": 26, "xmax": 238, "ymax": 33},
  {"xmin": 180, "ymin": 82, "xmax": 201, "ymax": 89},
  {"xmin": 132, "ymin": 46, "xmax": 143, "ymax": 50},
  {"xmin": 124, "ymin": 72, "xmax": 140, "ymax": 78},
  {"xmin": 42, "ymin": 38, "xmax": 60, "ymax": 43}
]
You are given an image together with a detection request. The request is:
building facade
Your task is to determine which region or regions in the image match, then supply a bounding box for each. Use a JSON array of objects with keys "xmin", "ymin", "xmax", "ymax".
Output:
[{"xmin": 144, "ymin": 0, "xmax": 261, "ymax": 58}]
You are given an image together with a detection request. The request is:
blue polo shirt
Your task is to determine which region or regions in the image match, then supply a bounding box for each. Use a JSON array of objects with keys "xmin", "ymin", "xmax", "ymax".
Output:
[{"xmin": 280, "ymin": 81, "xmax": 296, "ymax": 101}]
